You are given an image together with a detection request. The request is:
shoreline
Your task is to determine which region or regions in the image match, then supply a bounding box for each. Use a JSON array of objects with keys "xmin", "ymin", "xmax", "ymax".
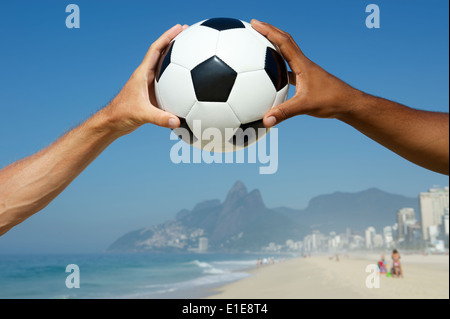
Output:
[{"xmin": 204, "ymin": 253, "xmax": 449, "ymax": 299}]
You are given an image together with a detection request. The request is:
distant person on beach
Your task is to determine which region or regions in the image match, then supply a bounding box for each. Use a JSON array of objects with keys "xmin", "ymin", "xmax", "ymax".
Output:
[
  {"xmin": 378, "ymin": 254, "xmax": 387, "ymax": 274},
  {"xmin": 0, "ymin": 21, "xmax": 449, "ymax": 237},
  {"xmin": 391, "ymin": 249, "xmax": 403, "ymax": 278},
  {"xmin": 329, "ymin": 253, "xmax": 340, "ymax": 262}
]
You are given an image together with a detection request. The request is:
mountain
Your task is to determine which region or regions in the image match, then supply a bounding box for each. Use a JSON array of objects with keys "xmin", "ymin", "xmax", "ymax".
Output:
[
  {"xmin": 274, "ymin": 188, "xmax": 419, "ymax": 234},
  {"xmin": 108, "ymin": 181, "xmax": 308, "ymax": 252},
  {"xmin": 108, "ymin": 184, "xmax": 419, "ymax": 252}
]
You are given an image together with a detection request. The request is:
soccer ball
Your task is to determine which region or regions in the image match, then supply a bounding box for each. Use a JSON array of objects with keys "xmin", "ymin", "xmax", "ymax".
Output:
[{"xmin": 155, "ymin": 17, "xmax": 288, "ymax": 152}]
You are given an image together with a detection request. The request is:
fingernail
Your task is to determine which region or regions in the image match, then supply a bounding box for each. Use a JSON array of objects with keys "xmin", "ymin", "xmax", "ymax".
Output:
[
  {"xmin": 168, "ymin": 117, "xmax": 178, "ymax": 128},
  {"xmin": 251, "ymin": 19, "xmax": 261, "ymax": 24},
  {"xmin": 265, "ymin": 116, "xmax": 276, "ymax": 127}
]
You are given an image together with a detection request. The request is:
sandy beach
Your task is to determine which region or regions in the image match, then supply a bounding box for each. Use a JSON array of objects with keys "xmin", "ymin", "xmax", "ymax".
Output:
[{"xmin": 206, "ymin": 253, "xmax": 449, "ymax": 299}]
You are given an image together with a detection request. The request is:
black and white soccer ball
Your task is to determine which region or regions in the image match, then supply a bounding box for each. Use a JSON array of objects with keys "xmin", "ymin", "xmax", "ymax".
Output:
[{"xmin": 155, "ymin": 17, "xmax": 288, "ymax": 152}]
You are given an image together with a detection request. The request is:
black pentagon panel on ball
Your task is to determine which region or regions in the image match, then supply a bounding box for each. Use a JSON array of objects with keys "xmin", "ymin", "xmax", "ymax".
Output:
[
  {"xmin": 173, "ymin": 118, "xmax": 197, "ymax": 145},
  {"xmin": 201, "ymin": 17, "xmax": 245, "ymax": 31},
  {"xmin": 264, "ymin": 47, "xmax": 288, "ymax": 91},
  {"xmin": 156, "ymin": 40, "xmax": 175, "ymax": 82},
  {"xmin": 230, "ymin": 119, "xmax": 267, "ymax": 148},
  {"xmin": 191, "ymin": 56, "xmax": 237, "ymax": 102}
]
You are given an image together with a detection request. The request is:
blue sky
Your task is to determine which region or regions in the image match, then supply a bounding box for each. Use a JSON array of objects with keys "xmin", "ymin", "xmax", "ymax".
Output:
[{"xmin": 0, "ymin": 0, "xmax": 448, "ymax": 253}]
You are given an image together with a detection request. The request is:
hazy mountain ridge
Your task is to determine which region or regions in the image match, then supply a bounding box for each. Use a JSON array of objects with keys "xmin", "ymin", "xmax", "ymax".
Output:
[
  {"xmin": 274, "ymin": 187, "xmax": 419, "ymax": 233},
  {"xmin": 108, "ymin": 183, "xmax": 419, "ymax": 252}
]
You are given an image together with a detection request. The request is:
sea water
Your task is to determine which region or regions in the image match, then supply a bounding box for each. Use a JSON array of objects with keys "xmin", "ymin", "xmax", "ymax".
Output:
[{"xmin": 0, "ymin": 253, "xmax": 258, "ymax": 299}]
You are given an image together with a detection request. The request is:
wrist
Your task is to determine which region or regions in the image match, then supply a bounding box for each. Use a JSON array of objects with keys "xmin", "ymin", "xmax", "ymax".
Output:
[
  {"xmin": 87, "ymin": 105, "xmax": 128, "ymax": 141},
  {"xmin": 334, "ymin": 86, "xmax": 371, "ymax": 122},
  {"xmin": 96, "ymin": 94, "xmax": 147, "ymax": 138}
]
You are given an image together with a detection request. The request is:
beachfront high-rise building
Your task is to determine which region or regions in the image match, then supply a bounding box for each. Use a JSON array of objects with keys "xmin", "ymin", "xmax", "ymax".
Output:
[
  {"xmin": 373, "ymin": 234, "xmax": 384, "ymax": 248},
  {"xmin": 303, "ymin": 235, "xmax": 312, "ymax": 253},
  {"xmin": 441, "ymin": 208, "xmax": 449, "ymax": 246},
  {"xmin": 350, "ymin": 235, "xmax": 365, "ymax": 250},
  {"xmin": 383, "ymin": 226, "xmax": 394, "ymax": 248},
  {"xmin": 420, "ymin": 187, "xmax": 449, "ymax": 241},
  {"xmin": 405, "ymin": 222, "xmax": 422, "ymax": 247},
  {"xmin": 311, "ymin": 230, "xmax": 323, "ymax": 250},
  {"xmin": 327, "ymin": 232, "xmax": 341, "ymax": 251},
  {"xmin": 391, "ymin": 223, "xmax": 398, "ymax": 242},
  {"xmin": 397, "ymin": 208, "xmax": 416, "ymax": 240},
  {"xmin": 428, "ymin": 225, "xmax": 439, "ymax": 243},
  {"xmin": 443, "ymin": 208, "xmax": 449, "ymax": 236},
  {"xmin": 365, "ymin": 227, "xmax": 376, "ymax": 249}
]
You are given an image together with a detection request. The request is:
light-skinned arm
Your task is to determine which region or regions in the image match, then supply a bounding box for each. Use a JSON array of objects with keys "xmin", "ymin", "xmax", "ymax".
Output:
[
  {"xmin": 251, "ymin": 20, "xmax": 449, "ymax": 175},
  {"xmin": 0, "ymin": 24, "xmax": 187, "ymax": 236}
]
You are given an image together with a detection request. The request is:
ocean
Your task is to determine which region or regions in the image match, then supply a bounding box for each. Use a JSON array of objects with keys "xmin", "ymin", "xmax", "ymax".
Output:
[{"xmin": 0, "ymin": 253, "xmax": 259, "ymax": 299}]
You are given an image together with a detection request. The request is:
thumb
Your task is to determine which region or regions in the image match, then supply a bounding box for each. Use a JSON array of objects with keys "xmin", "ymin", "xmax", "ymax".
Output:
[
  {"xmin": 263, "ymin": 97, "xmax": 301, "ymax": 128},
  {"xmin": 145, "ymin": 106, "xmax": 180, "ymax": 129}
]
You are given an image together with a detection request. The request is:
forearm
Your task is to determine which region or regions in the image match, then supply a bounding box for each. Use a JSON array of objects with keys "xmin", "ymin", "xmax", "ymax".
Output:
[
  {"xmin": 0, "ymin": 24, "xmax": 185, "ymax": 237},
  {"xmin": 251, "ymin": 21, "xmax": 449, "ymax": 175},
  {"xmin": 338, "ymin": 91, "xmax": 449, "ymax": 175},
  {"xmin": 0, "ymin": 108, "xmax": 121, "ymax": 235}
]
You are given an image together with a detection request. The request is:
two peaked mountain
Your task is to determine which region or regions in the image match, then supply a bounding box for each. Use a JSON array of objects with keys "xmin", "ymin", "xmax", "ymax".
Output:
[
  {"xmin": 108, "ymin": 182, "xmax": 419, "ymax": 252},
  {"xmin": 108, "ymin": 181, "xmax": 308, "ymax": 252}
]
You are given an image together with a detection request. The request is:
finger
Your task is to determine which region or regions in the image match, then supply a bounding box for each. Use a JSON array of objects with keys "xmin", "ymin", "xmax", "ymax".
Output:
[
  {"xmin": 263, "ymin": 97, "xmax": 304, "ymax": 127},
  {"xmin": 251, "ymin": 19, "xmax": 306, "ymax": 72},
  {"xmin": 141, "ymin": 24, "xmax": 184, "ymax": 71},
  {"xmin": 144, "ymin": 106, "xmax": 181, "ymax": 129}
]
